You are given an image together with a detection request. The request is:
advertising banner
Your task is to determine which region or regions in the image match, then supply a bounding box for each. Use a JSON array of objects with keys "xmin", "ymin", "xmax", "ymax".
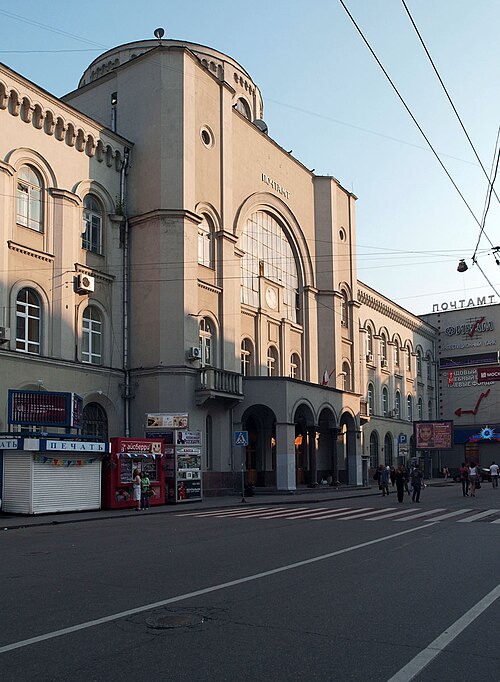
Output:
[
  {"xmin": 414, "ymin": 421, "xmax": 453, "ymax": 450},
  {"xmin": 477, "ymin": 366, "xmax": 500, "ymax": 383},
  {"xmin": 8, "ymin": 390, "xmax": 83, "ymax": 428},
  {"xmin": 146, "ymin": 413, "xmax": 189, "ymax": 429}
]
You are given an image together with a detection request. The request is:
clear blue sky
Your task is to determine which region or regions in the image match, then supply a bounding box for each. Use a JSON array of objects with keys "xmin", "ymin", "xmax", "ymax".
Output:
[{"xmin": 1, "ymin": 0, "xmax": 499, "ymax": 315}]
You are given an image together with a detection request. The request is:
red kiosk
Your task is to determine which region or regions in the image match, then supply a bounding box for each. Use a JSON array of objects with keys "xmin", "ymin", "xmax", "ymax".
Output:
[{"xmin": 102, "ymin": 438, "xmax": 166, "ymax": 509}]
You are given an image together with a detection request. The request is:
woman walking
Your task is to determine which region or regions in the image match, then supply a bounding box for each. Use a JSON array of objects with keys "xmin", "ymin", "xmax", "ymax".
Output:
[
  {"xmin": 395, "ymin": 465, "xmax": 406, "ymax": 503},
  {"xmin": 469, "ymin": 462, "xmax": 479, "ymax": 497}
]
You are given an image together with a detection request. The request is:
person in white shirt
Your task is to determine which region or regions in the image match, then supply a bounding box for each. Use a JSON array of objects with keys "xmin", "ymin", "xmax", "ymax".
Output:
[
  {"xmin": 490, "ymin": 461, "xmax": 499, "ymax": 488},
  {"xmin": 469, "ymin": 463, "xmax": 479, "ymax": 497}
]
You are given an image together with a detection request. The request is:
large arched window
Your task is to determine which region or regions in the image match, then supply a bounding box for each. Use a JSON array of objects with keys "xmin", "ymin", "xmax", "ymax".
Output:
[
  {"xmin": 199, "ymin": 318, "xmax": 213, "ymax": 366},
  {"xmin": 241, "ymin": 338, "xmax": 254, "ymax": 376},
  {"xmin": 426, "ymin": 354, "xmax": 433, "ymax": 381},
  {"xmin": 407, "ymin": 395, "xmax": 413, "ymax": 422},
  {"xmin": 17, "ymin": 166, "xmax": 43, "ymax": 232},
  {"xmin": 366, "ymin": 327, "xmax": 373, "ymax": 356},
  {"xmin": 417, "ymin": 350, "xmax": 422, "ymax": 376},
  {"xmin": 394, "ymin": 341, "xmax": 400, "ymax": 367},
  {"xmin": 82, "ymin": 195, "xmax": 103, "ymax": 253},
  {"xmin": 369, "ymin": 431, "xmax": 379, "ymax": 469},
  {"xmin": 380, "ymin": 334, "xmax": 387, "ymax": 364},
  {"xmin": 82, "ymin": 306, "xmax": 102, "ymax": 364},
  {"xmin": 16, "ymin": 288, "xmax": 41, "ymax": 354},
  {"xmin": 340, "ymin": 291, "xmax": 348, "ymax": 328},
  {"xmin": 235, "ymin": 97, "xmax": 251, "ymax": 119},
  {"xmin": 197, "ymin": 214, "xmax": 214, "ymax": 268},
  {"xmin": 267, "ymin": 345, "xmax": 279, "ymax": 376},
  {"xmin": 395, "ymin": 391, "xmax": 401, "ymax": 419},
  {"xmin": 290, "ymin": 353, "xmax": 301, "ymax": 379},
  {"xmin": 82, "ymin": 403, "xmax": 108, "ymax": 440},
  {"xmin": 406, "ymin": 346, "xmax": 412, "ymax": 371},
  {"xmin": 384, "ymin": 433, "xmax": 393, "ymax": 466},
  {"xmin": 382, "ymin": 386, "xmax": 389, "ymax": 417},
  {"xmin": 240, "ymin": 211, "xmax": 299, "ymax": 323},
  {"xmin": 367, "ymin": 383, "xmax": 375, "ymax": 416},
  {"xmin": 342, "ymin": 360, "xmax": 351, "ymax": 391}
]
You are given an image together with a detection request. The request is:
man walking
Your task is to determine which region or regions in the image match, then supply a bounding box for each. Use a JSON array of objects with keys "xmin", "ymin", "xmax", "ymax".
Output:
[
  {"xmin": 380, "ymin": 465, "xmax": 390, "ymax": 497},
  {"xmin": 490, "ymin": 461, "xmax": 499, "ymax": 488},
  {"xmin": 411, "ymin": 465, "xmax": 422, "ymax": 503}
]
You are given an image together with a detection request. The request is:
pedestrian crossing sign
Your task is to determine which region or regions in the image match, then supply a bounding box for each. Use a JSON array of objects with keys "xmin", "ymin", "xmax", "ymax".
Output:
[{"xmin": 234, "ymin": 431, "xmax": 249, "ymax": 446}]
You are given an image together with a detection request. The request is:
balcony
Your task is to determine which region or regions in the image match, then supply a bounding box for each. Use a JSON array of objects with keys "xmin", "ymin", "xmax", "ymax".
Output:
[
  {"xmin": 195, "ymin": 368, "xmax": 244, "ymax": 406},
  {"xmin": 360, "ymin": 399, "xmax": 370, "ymax": 424}
]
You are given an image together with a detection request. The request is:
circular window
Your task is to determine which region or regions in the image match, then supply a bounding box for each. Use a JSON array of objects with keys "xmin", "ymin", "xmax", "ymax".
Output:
[
  {"xmin": 200, "ymin": 127, "xmax": 214, "ymax": 148},
  {"xmin": 339, "ymin": 228, "xmax": 346, "ymax": 242}
]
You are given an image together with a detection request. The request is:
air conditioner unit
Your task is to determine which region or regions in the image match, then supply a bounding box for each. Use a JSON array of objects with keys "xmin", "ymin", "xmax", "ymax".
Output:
[
  {"xmin": 75, "ymin": 274, "xmax": 95, "ymax": 294},
  {"xmin": 366, "ymin": 353, "xmax": 373, "ymax": 363},
  {"xmin": 188, "ymin": 346, "xmax": 202, "ymax": 360},
  {"xmin": 0, "ymin": 326, "xmax": 10, "ymax": 343}
]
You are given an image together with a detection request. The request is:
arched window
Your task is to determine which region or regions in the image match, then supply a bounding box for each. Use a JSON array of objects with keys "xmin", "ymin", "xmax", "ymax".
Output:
[
  {"xmin": 342, "ymin": 360, "xmax": 351, "ymax": 391},
  {"xmin": 406, "ymin": 347, "xmax": 412, "ymax": 371},
  {"xmin": 240, "ymin": 211, "xmax": 299, "ymax": 323},
  {"xmin": 267, "ymin": 345, "xmax": 279, "ymax": 376},
  {"xmin": 407, "ymin": 395, "xmax": 413, "ymax": 421},
  {"xmin": 384, "ymin": 433, "xmax": 393, "ymax": 466},
  {"xmin": 235, "ymin": 97, "xmax": 251, "ymax": 119},
  {"xmin": 394, "ymin": 342, "xmax": 400, "ymax": 367},
  {"xmin": 418, "ymin": 397, "xmax": 423, "ymax": 420},
  {"xmin": 197, "ymin": 214, "xmax": 214, "ymax": 268},
  {"xmin": 369, "ymin": 431, "xmax": 379, "ymax": 469},
  {"xmin": 199, "ymin": 318, "xmax": 213, "ymax": 366},
  {"xmin": 395, "ymin": 391, "xmax": 401, "ymax": 419},
  {"xmin": 366, "ymin": 327, "xmax": 373, "ymax": 356},
  {"xmin": 340, "ymin": 291, "xmax": 348, "ymax": 327},
  {"xmin": 367, "ymin": 382, "xmax": 375, "ymax": 415},
  {"xmin": 82, "ymin": 403, "xmax": 108, "ymax": 440},
  {"xmin": 17, "ymin": 166, "xmax": 43, "ymax": 232},
  {"xmin": 428, "ymin": 400, "xmax": 433, "ymax": 420},
  {"xmin": 417, "ymin": 350, "xmax": 422, "ymax": 376},
  {"xmin": 82, "ymin": 195, "xmax": 103, "ymax": 254},
  {"xmin": 16, "ymin": 288, "xmax": 41, "ymax": 354},
  {"xmin": 380, "ymin": 334, "xmax": 387, "ymax": 363},
  {"xmin": 82, "ymin": 306, "xmax": 102, "ymax": 364},
  {"xmin": 427, "ymin": 355, "xmax": 433, "ymax": 381},
  {"xmin": 382, "ymin": 386, "xmax": 389, "ymax": 417},
  {"xmin": 241, "ymin": 338, "xmax": 253, "ymax": 376},
  {"xmin": 290, "ymin": 353, "xmax": 301, "ymax": 379}
]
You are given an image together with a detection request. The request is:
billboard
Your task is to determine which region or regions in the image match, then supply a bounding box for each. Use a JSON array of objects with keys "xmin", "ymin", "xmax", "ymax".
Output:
[
  {"xmin": 414, "ymin": 421, "xmax": 453, "ymax": 450},
  {"xmin": 477, "ymin": 366, "xmax": 500, "ymax": 383},
  {"xmin": 8, "ymin": 390, "xmax": 83, "ymax": 428},
  {"xmin": 439, "ymin": 352, "xmax": 499, "ymax": 370}
]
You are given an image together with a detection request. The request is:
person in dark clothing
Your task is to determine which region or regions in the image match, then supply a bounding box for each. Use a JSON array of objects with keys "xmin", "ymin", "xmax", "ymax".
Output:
[
  {"xmin": 459, "ymin": 462, "xmax": 469, "ymax": 497},
  {"xmin": 379, "ymin": 466, "xmax": 390, "ymax": 496},
  {"xmin": 411, "ymin": 465, "xmax": 422, "ymax": 502},
  {"xmin": 395, "ymin": 465, "xmax": 406, "ymax": 503},
  {"xmin": 402, "ymin": 466, "xmax": 411, "ymax": 496},
  {"xmin": 389, "ymin": 465, "xmax": 396, "ymax": 488}
]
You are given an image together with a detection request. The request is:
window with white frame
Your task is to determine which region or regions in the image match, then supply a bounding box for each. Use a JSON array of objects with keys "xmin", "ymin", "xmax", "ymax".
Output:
[
  {"xmin": 395, "ymin": 391, "xmax": 401, "ymax": 419},
  {"xmin": 367, "ymin": 383, "xmax": 375, "ymax": 415},
  {"xmin": 17, "ymin": 166, "xmax": 43, "ymax": 232},
  {"xmin": 406, "ymin": 347, "xmax": 412, "ymax": 371},
  {"xmin": 82, "ymin": 306, "xmax": 102, "ymax": 364},
  {"xmin": 267, "ymin": 345, "xmax": 279, "ymax": 376},
  {"xmin": 199, "ymin": 318, "xmax": 213, "ymax": 366},
  {"xmin": 16, "ymin": 288, "xmax": 41, "ymax": 354},
  {"xmin": 382, "ymin": 386, "xmax": 389, "ymax": 417},
  {"xmin": 417, "ymin": 350, "xmax": 422, "ymax": 376},
  {"xmin": 394, "ymin": 342, "xmax": 400, "ymax": 367},
  {"xmin": 418, "ymin": 397, "xmax": 423, "ymax": 420},
  {"xmin": 407, "ymin": 395, "xmax": 413, "ymax": 421},
  {"xmin": 82, "ymin": 195, "xmax": 103, "ymax": 254},
  {"xmin": 369, "ymin": 431, "xmax": 379, "ymax": 468},
  {"xmin": 197, "ymin": 214, "xmax": 214, "ymax": 268},
  {"xmin": 241, "ymin": 338, "xmax": 253, "ymax": 376},
  {"xmin": 340, "ymin": 291, "xmax": 348, "ymax": 327},
  {"xmin": 380, "ymin": 334, "xmax": 387, "ymax": 363},
  {"xmin": 366, "ymin": 327, "xmax": 373, "ymax": 356},
  {"xmin": 290, "ymin": 353, "xmax": 301, "ymax": 379}
]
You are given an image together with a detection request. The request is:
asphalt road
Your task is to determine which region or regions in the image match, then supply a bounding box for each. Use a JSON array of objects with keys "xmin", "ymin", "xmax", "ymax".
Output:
[{"xmin": 1, "ymin": 484, "xmax": 499, "ymax": 681}]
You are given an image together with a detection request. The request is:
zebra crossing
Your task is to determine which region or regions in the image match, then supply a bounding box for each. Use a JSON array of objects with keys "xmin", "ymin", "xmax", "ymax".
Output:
[{"xmin": 176, "ymin": 505, "xmax": 500, "ymax": 524}]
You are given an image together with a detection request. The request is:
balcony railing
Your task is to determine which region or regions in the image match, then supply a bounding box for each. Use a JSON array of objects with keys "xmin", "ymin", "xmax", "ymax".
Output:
[
  {"xmin": 196, "ymin": 368, "xmax": 244, "ymax": 405},
  {"xmin": 360, "ymin": 399, "xmax": 370, "ymax": 423}
]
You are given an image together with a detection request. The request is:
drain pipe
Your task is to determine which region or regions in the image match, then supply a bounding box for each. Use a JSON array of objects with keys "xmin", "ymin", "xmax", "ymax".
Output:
[{"xmin": 120, "ymin": 147, "xmax": 131, "ymax": 436}]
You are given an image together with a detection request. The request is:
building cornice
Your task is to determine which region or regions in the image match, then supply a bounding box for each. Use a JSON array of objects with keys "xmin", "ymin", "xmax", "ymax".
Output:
[
  {"xmin": 129, "ymin": 208, "xmax": 201, "ymax": 227},
  {"xmin": 74, "ymin": 263, "xmax": 115, "ymax": 283},
  {"xmin": 8, "ymin": 241, "xmax": 54, "ymax": 263},
  {"xmin": 198, "ymin": 279, "xmax": 221, "ymax": 295}
]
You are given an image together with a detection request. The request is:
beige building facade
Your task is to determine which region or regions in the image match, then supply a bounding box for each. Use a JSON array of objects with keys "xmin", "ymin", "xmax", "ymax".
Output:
[{"xmin": 1, "ymin": 39, "xmax": 438, "ymax": 496}]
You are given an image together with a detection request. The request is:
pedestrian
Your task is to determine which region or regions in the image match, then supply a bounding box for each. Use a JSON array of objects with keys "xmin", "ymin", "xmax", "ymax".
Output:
[
  {"xmin": 403, "ymin": 466, "xmax": 411, "ymax": 495},
  {"xmin": 490, "ymin": 461, "xmax": 499, "ymax": 488},
  {"xmin": 140, "ymin": 471, "xmax": 151, "ymax": 510},
  {"xmin": 132, "ymin": 468, "xmax": 142, "ymax": 510},
  {"xmin": 390, "ymin": 465, "xmax": 396, "ymax": 487},
  {"xmin": 411, "ymin": 465, "xmax": 422, "ymax": 503},
  {"xmin": 459, "ymin": 462, "xmax": 469, "ymax": 497},
  {"xmin": 380, "ymin": 465, "xmax": 390, "ymax": 496},
  {"xmin": 442, "ymin": 466, "xmax": 449, "ymax": 480},
  {"xmin": 395, "ymin": 465, "xmax": 406, "ymax": 503},
  {"xmin": 469, "ymin": 461, "xmax": 479, "ymax": 497}
]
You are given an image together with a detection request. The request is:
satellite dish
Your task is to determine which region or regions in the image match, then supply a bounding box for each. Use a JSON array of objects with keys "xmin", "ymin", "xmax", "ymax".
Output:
[
  {"xmin": 253, "ymin": 119, "xmax": 268, "ymax": 135},
  {"xmin": 154, "ymin": 27, "xmax": 165, "ymax": 41}
]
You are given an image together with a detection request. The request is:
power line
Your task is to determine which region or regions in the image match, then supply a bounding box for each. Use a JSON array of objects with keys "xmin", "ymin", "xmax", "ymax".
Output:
[
  {"xmin": 338, "ymin": 0, "xmax": 494, "ymax": 247},
  {"xmin": 401, "ymin": 0, "xmax": 500, "ymax": 205}
]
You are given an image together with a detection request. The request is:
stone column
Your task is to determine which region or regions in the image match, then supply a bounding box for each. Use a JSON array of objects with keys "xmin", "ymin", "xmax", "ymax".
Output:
[
  {"xmin": 308, "ymin": 426, "xmax": 318, "ymax": 485},
  {"xmin": 275, "ymin": 422, "xmax": 296, "ymax": 491}
]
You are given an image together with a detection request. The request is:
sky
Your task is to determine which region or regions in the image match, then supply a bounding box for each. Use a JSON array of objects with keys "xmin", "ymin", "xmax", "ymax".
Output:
[{"xmin": 1, "ymin": 0, "xmax": 499, "ymax": 315}]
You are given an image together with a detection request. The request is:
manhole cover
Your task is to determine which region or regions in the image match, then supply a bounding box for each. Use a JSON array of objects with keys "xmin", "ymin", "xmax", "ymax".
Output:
[{"xmin": 146, "ymin": 613, "xmax": 204, "ymax": 629}]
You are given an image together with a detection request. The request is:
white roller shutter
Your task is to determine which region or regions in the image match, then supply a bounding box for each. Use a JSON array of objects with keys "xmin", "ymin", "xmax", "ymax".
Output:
[
  {"xmin": 2, "ymin": 452, "xmax": 32, "ymax": 514},
  {"xmin": 32, "ymin": 459, "xmax": 101, "ymax": 514}
]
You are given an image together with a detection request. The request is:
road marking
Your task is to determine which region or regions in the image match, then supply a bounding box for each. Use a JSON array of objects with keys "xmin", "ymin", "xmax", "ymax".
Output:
[
  {"xmin": 366, "ymin": 509, "xmax": 416, "ymax": 521},
  {"xmin": 387, "ymin": 583, "xmax": 500, "ymax": 682},
  {"xmin": 0, "ymin": 523, "xmax": 436, "ymax": 655},
  {"xmin": 395, "ymin": 509, "xmax": 445, "ymax": 522},
  {"xmin": 456, "ymin": 509, "xmax": 500, "ymax": 523},
  {"xmin": 424, "ymin": 509, "xmax": 470, "ymax": 521},
  {"xmin": 311, "ymin": 507, "xmax": 374, "ymax": 519},
  {"xmin": 178, "ymin": 506, "xmax": 281, "ymax": 517},
  {"xmin": 237, "ymin": 507, "xmax": 310, "ymax": 518},
  {"xmin": 338, "ymin": 508, "xmax": 398, "ymax": 520}
]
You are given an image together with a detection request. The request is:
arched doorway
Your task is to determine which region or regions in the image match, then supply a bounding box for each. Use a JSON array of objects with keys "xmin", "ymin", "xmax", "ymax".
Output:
[
  {"xmin": 241, "ymin": 405, "xmax": 277, "ymax": 487},
  {"xmin": 338, "ymin": 411, "xmax": 358, "ymax": 484},
  {"xmin": 82, "ymin": 402, "xmax": 108, "ymax": 440},
  {"xmin": 317, "ymin": 407, "xmax": 338, "ymax": 483},
  {"xmin": 293, "ymin": 403, "xmax": 316, "ymax": 485}
]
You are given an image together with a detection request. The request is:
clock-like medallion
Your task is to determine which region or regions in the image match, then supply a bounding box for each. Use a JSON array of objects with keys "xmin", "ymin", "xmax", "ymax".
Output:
[{"xmin": 265, "ymin": 286, "xmax": 278, "ymax": 310}]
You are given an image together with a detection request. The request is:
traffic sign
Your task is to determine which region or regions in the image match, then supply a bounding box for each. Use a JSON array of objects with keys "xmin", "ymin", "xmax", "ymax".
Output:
[{"xmin": 234, "ymin": 431, "xmax": 249, "ymax": 446}]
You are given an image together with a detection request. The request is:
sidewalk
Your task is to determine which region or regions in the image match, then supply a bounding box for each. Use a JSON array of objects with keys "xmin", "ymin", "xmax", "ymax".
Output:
[{"xmin": 0, "ymin": 478, "xmax": 453, "ymax": 530}]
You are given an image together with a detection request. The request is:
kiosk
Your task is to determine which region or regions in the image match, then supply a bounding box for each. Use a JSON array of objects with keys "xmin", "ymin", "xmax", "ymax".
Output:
[{"xmin": 103, "ymin": 438, "xmax": 166, "ymax": 509}]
